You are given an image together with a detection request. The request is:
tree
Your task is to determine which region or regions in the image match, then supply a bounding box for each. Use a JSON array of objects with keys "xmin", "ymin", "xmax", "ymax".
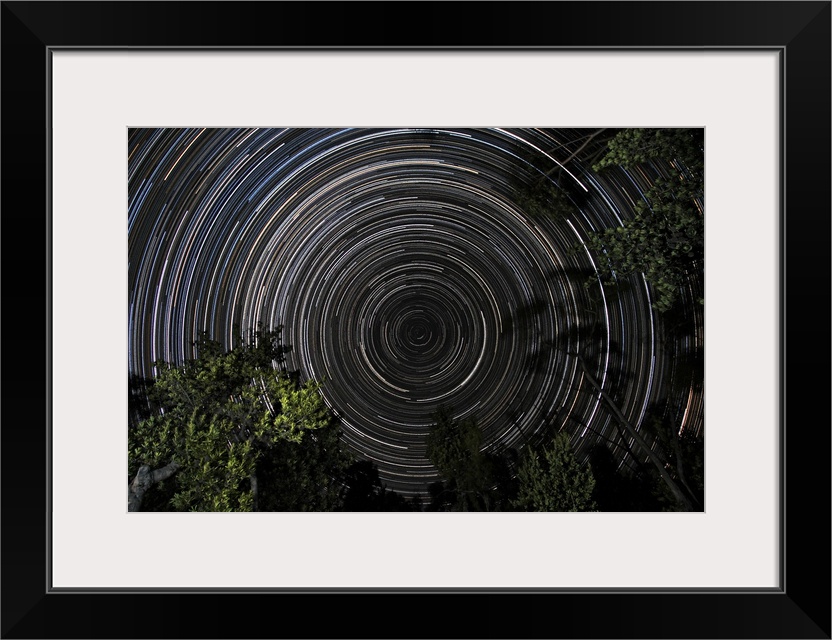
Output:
[
  {"xmin": 587, "ymin": 443, "xmax": 661, "ymax": 512},
  {"xmin": 425, "ymin": 406, "xmax": 513, "ymax": 511},
  {"xmin": 587, "ymin": 128, "xmax": 704, "ymax": 312},
  {"xmin": 128, "ymin": 328, "xmax": 341, "ymax": 511},
  {"xmin": 256, "ymin": 413, "xmax": 352, "ymax": 512},
  {"xmin": 593, "ymin": 128, "xmax": 703, "ymax": 175},
  {"xmin": 340, "ymin": 460, "xmax": 415, "ymax": 511},
  {"xmin": 513, "ymin": 431, "xmax": 597, "ymax": 512},
  {"xmin": 640, "ymin": 413, "xmax": 704, "ymax": 512},
  {"xmin": 515, "ymin": 177, "xmax": 579, "ymax": 222},
  {"xmin": 572, "ymin": 355, "xmax": 702, "ymax": 511}
]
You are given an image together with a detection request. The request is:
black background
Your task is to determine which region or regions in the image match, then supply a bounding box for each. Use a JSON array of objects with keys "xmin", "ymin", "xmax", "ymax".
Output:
[{"xmin": 2, "ymin": 2, "xmax": 829, "ymax": 638}]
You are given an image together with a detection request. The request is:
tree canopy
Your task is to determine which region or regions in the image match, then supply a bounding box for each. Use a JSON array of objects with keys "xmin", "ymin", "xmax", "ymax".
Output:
[
  {"xmin": 424, "ymin": 406, "xmax": 600, "ymax": 512},
  {"xmin": 128, "ymin": 328, "xmax": 350, "ymax": 511},
  {"xmin": 513, "ymin": 128, "xmax": 704, "ymax": 313},
  {"xmin": 341, "ymin": 460, "xmax": 418, "ymax": 511},
  {"xmin": 588, "ymin": 128, "xmax": 704, "ymax": 312},
  {"xmin": 424, "ymin": 406, "xmax": 515, "ymax": 511},
  {"xmin": 513, "ymin": 431, "xmax": 597, "ymax": 512}
]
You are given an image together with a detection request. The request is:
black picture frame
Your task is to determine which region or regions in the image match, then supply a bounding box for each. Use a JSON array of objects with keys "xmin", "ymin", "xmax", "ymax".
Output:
[{"xmin": 2, "ymin": 2, "xmax": 829, "ymax": 638}]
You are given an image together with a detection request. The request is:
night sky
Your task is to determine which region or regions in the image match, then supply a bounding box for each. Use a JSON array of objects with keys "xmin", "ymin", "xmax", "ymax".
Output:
[{"xmin": 128, "ymin": 127, "xmax": 704, "ymax": 496}]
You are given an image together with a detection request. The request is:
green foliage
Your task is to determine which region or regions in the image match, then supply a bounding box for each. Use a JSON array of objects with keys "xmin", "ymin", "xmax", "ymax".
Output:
[
  {"xmin": 425, "ymin": 406, "xmax": 513, "ymax": 511},
  {"xmin": 257, "ymin": 416, "xmax": 353, "ymax": 512},
  {"xmin": 516, "ymin": 179, "xmax": 578, "ymax": 222},
  {"xmin": 128, "ymin": 328, "xmax": 340, "ymax": 511},
  {"xmin": 426, "ymin": 406, "xmax": 483, "ymax": 484},
  {"xmin": 592, "ymin": 128, "xmax": 704, "ymax": 175},
  {"xmin": 513, "ymin": 432, "xmax": 597, "ymax": 512},
  {"xmin": 641, "ymin": 414, "xmax": 704, "ymax": 511},
  {"xmin": 589, "ymin": 128, "xmax": 704, "ymax": 313}
]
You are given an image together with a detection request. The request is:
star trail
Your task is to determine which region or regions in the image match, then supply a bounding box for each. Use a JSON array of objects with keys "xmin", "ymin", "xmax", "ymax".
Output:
[{"xmin": 128, "ymin": 128, "xmax": 704, "ymax": 496}]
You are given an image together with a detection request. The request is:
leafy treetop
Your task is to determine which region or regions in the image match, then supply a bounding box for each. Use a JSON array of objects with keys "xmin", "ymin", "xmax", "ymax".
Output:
[{"xmin": 129, "ymin": 328, "xmax": 338, "ymax": 511}]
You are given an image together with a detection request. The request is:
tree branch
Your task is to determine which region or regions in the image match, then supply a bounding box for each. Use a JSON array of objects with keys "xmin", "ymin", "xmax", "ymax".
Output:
[
  {"xmin": 128, "ymin": 461, "xmax": 181, "ymax": 512},
  {"xmin": 573, "ymin": 355, "xmax": 697, "ymax": 511},
  {"xmin": 250, "ymin": 472, "xmax": 259, "ymax": 512},
  {"xmin": 670, "ymin": 428, "xmax": 700, "ymax": 506},
  {"xmin": 543, "ymin": 128, "xmax": 609, "ymax": 179}
]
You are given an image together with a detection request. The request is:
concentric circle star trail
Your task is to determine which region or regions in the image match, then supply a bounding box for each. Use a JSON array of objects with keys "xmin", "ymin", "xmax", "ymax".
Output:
[{"xmin": 129, "ymin": 128, "xmax": 704, "ymax": 496}]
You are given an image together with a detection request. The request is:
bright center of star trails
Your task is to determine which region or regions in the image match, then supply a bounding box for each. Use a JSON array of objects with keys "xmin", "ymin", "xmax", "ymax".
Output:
[{"xmin": 128, "ymin": 128, "xmax": 703, "ymax": 496}]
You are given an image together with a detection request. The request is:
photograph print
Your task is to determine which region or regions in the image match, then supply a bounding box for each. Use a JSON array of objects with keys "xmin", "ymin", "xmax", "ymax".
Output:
[{"xmin": 127, "ymin": 127, "xmax": 704, "ymax": 513}]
